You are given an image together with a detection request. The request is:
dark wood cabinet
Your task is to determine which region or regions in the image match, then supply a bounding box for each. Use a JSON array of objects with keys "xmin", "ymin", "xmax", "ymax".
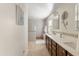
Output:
[
  {"xmin": 57, "ymin": 44, "xmax": 66, "ymax": 56},
  {"xmin": 45, "ymin": 36, "xmax": 48, "ymax": 49},
  {"xmin": 51, "ymin": 39, "xmax": 57, "ymax": 56},
  {"xmin": 46, "ymin": 36, "xmax": 52, "ymax": 55},
  {"xmin": 45, "ymin": 35, "xmax": 73, "ymax": 56}
]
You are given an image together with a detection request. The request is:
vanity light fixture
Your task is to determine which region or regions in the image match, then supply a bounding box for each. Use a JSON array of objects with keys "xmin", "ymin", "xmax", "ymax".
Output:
[{"xmin": 62, "ymin": 11, "xmax": 68, "ymax": 29}]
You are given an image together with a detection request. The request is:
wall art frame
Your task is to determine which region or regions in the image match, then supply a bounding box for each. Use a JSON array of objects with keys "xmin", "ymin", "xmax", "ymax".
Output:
[{"xmin": 16, "ymin": 5, "xmax": 24, "ymax": 25}]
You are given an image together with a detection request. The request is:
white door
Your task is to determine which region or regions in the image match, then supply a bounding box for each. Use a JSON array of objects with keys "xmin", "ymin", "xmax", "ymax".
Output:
[{"xmin": 28, "ymin": 19, "xmax": 36, "ymax": 41}]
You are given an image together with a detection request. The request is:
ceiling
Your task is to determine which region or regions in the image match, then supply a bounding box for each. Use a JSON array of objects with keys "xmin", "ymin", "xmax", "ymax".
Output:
[{"xmin": 29, "ymin": 3, "xmax": 54, "ymax": 20}]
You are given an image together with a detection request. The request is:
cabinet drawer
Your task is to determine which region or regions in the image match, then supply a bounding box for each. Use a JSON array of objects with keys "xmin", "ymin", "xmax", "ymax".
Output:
[
  {"xmin": 48, "ymin": 50, "xmax": 52, "ymax": 56},
  {"xmin": 48, "ymin": 42, "xmax": 51, "ymax": 45},
  {"xmin": 51, "ymin": 45, "xmax": 56, "ymax": 50},
  {"xmin": 51, "ymin": 50, "xmax": 56, "ymax": 56},
  {"xmin": 57, "ymin": 44, "xmax": 66, "ymax": 56},
  {"xmin": 51, "ymin": 39, "xmax": 56, "ymax": 46},
  {"xmin": 48, "ymin": 45, "xmax": 51, "ymax": 49},
  {"xmin": 48, "ymin": 39, "xmax": 51, "ymax": 43},
  {"xmin": 48, "ymin": 44, "xmax": 51, "ymax": 49},
  {"xmin": 59, "ymin": 47, "xmax": 66, "ymax": 53},
  {"xmin": 48, "ymin": 47, "xmax": 52, "ymax": 56},
  {"xmin": 57, "ymin": 51, "xmax": 66, "ymax": 56},
  {"xmin": 60, "ymin": 50, "xmax": 66, "ymax": 55}
]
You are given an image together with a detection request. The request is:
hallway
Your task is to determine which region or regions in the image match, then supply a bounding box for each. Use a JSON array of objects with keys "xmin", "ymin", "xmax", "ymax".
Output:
[
  {"xmin": 0, "ymin": 3, "xmax": 77, "ymax": 56},
  {"xmin": 27, "ymin": 40, "xmax": 50, "ymax": 56}
]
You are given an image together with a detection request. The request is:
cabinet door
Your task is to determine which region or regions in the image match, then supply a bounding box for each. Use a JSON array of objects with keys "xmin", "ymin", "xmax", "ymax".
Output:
[
  {"xmin": 45, "ymin": 36, "xmax": 48, "ymax": 49},
  {"xmin": 46, "ymin": 35, "xmax": 49, "ymax": 49},
  {"xmin": 57, "ymin": 44, "xmax": 66, "ymax": 56},
  {"xmin": 51, "ymin": 39, "xmax": 57, "ymax": 56},
  {"xmin": 51, "ymin": 39, "xmax": 57, "ymax": 46},
  {"xmin": 51, "ymin": 49, "xmax": 56, "ymax": 56},
  {"xmin": 48, "ymin": 37, "xmax": 52, "ymax": 55},
  {"xmin": 51, "ymin": 46, "xmax": 57, "ymax": 56},
  {"xmin": 46, "ymin": 36, "xmax": 52, "ymax": 55},
  {"xmin": 48, "ymin": 43, "xmax": 52, "ymax": 55}
]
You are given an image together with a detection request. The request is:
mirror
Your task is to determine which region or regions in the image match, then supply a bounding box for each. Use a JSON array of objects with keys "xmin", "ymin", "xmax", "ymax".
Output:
[
  {"xmin": 75, "ymin": 4, "xmax": 79, "ymax": 31},
  {"xmin": 52, "ymin": 12, "xmax": 60, "ymax": 30},
  {"xmin": 47, "ymin": 11, "xmax": 60, "ymax": 34}
]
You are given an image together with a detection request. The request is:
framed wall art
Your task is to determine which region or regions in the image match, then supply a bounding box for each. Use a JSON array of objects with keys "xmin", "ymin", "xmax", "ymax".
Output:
[{"xmin": 16, "ymin": 5, "xmax": 24, "ymax": 25}]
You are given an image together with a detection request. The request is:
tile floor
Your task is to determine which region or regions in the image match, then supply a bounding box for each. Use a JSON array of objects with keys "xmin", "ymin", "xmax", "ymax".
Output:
[{"xmin": 27, "ymin": 40, "xmax": 50, "ymax": 56}]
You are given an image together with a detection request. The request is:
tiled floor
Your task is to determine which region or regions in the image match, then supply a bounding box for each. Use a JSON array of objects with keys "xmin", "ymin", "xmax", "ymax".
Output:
[{"xmin": 27, "ymin": 40, "xmax": 50, "ymax": 56}]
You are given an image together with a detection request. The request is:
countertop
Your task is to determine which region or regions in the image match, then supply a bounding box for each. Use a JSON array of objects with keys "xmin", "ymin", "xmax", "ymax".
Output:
[{"xmin": 45, "ymin": 33, "xmax": 79, "ymax": 56}]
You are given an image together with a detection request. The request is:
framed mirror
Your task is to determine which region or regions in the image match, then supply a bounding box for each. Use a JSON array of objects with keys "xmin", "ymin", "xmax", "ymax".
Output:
[
  {"xmin": 52, "ymin": 11, "xmax": 60, "ymax": 30},
  {"xmin": 75, "ymin": 4, "xmax": 79, "ymax": 31},
  {"xmin": 47, "ymin": 11, "xmax": 60, "ymax": 34}
]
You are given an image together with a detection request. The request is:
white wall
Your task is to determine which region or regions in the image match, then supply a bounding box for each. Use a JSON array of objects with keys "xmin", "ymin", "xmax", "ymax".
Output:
[
  {"xmin": 24, "ymin": 4, "xmax": 28, "ymax": 55},
  {"xmin": 17, "ymin": 3, "xmax": 28, "ymax": 55},
  {"xmin": 0, "ymin": 4, "xmax": 28, "ymax": 56}
]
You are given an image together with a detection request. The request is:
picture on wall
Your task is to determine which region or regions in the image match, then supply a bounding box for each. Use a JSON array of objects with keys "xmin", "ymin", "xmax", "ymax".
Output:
[{"xmin": 16, "ymin": 5, "xmax": 24, "ymax": 25}]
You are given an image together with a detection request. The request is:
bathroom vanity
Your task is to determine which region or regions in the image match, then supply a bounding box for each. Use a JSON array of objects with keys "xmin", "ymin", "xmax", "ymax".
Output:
[
  {"xmin": 45, "ymin": 4, "xmax": 79, "ymax": 56},
  {"xmin": 45, "ymin": 34, "xmax": 73, "ymax": 56}
]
